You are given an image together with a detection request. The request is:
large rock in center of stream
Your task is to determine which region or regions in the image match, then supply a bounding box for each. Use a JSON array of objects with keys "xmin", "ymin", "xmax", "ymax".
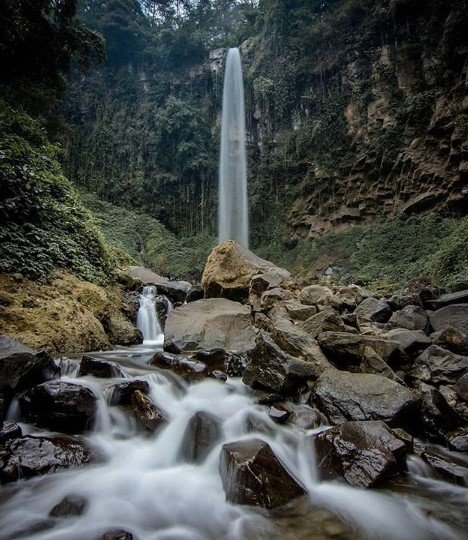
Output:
[
  {"xmin": 219, "ymin": 438, "xmax": 306, "ymax": 508},
  {"xmin": 201, "ymin": 240, "xmax": 293, "ymax": 301},
  {"xmin": 164, "ymin": 298, "xmax": 256, "ymax": 353}
]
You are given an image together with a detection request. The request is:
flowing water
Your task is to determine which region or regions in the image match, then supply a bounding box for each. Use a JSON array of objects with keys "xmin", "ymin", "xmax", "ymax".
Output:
[
  {"xmin": 1, "ymin": 344, "xmax": 467, "ymax": 540},
  {"xmin": 137, "ymin": 286, "xmax": 164, "ymax": 347},
  {"xmin": 218, "ymin": 47, "xmax": 249, "ymax": 247}
]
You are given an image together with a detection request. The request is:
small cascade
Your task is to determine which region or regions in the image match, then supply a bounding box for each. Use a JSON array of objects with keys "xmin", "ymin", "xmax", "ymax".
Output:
[{"xmin": 136, "ymin": 285, "xmax": 164, "ymax": 346}]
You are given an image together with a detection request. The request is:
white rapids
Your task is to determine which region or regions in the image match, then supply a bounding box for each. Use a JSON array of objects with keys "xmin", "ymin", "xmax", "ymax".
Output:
[
  {"xmin": 137, "ymin": 286, "xmax": 164, "ymax": 347},
  {"xmin": 0, "ymin": 347, "xmax": 467, "ymax": 540}
]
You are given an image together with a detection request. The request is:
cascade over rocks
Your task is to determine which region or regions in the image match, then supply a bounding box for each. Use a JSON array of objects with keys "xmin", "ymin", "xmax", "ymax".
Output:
[
  {"xmin": 201, "ymin": 241, "xmax": 293, "ymax": 301},
  {"xmin": 219, "ymin": 438, "xmax": 306, "ymax": 508},
  {"xmin": 20, "ymin": 381, "xmax": 97, "ymax": 433},
  {"xmin": 180, "ymin": 411, "xmax": 221, "ymax": 463},
  {"xmin": 314, "ymin": 421, "xmax": 409, "ymax": 488},
  {"xmin": 164, "ymin": 298, "xmax": 256, "ymax": 353},
  {"xmin": 312, "ymin": 370, "xmax": 419, "ymax": 429},
  {"xmin": 0, "ymin": 435, "xmax": 98, "ymax": 483}
]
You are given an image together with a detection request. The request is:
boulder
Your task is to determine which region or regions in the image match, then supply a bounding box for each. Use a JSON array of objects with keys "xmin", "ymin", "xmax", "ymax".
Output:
[
  {"xmin": 0, "ymin": 335, "xmax": 34, "ymax": 359},
  {"xmin": 192, "ymin": 348, "xmax": 246, "ymax": 377},
  {"xmin": 156, "ymin": 280, "xmax": 191, "ymax": 304},
  {"xmin": 419, "ymin": 383, "xmax": 462, "ymax": 442},
  {"xmin": 78, "ymin": 356, "xmax": 124, "ymax": 379},
  {"xmin": 0, "ymin": 421, "xmax": 22, "ymax": 444},
  {"xmin": 268, "ymin": 404, "xmax": 291, "ymax": 424},
  {"xmin": 300, "ymin": 285, "xmax": 333, "ymax": 306},
  {"xmin": 454, "ymin": 373, "xmax": 468, "ymax": 402},
  {"xmin": 288, "ymin": 404, "xmax": 325, "ymax": 430},
  {"xmin": 430, "ymin": 327, "xmax": 468, "ymax": 355},
  {"xmin": 269, "ymin": 317, "xmax": 331, "ymax": 372},
  {"xmin": 164, "ymin": 299, "xmax": 256, "ymax": 353},
  {"xmin": 261, "ymin": 287, "xmax": 294, "ymax": 310},
  {"xmin": 0, "ymin": 351, "xmax": 60, "ymax": 408},
  {"xmin": 407, "ymin": 345, "xmax": 468, "ymax": 386},
  {"xmin": 448, "ymin": 429, "xmax": 468, "ymax": 452},
  {"xmin": 219, "ymin": 438, "xmax": 306, "ymax": 508},
  {"xmin": 100, "ymin": 530, "xmax": 134, "ymax": 540},
  {"xmin": 0, "ymin": 435, "xmax": 97, "ymax": 483},
  {"xmin": 243, "ymin": 332, "xmax": 321, "ymax": 394},
  {"xmin": 20, "ymin": 381, "xmax": 97, "ymax": 433},
  {"xmin": 359, "ymin": 347, "xmax": 398, "ymax": 380},
  {"xmin": 354, "ymin": 297, "xmax": 392, "ymax": 323},
  {"xmin": 388, "ymin": 305, "xmax": 429, "ymax": 332},
  {"xmin": 180, "ymin": 411, "xmax": 221, "ymax": 463},
  {"xmin": 151, "ymin": 351, "xmax": 208, "ymax": 380},
  {"xmin": 300, "ymin": 311, "xmax": 350, "ymax": 338},
  {"xmin": 317, "ymin": 332, "xmax": 400, "ymax": 366},
  {"xmin": 131, "ymin": 390, "xmax": 167, "ymax": 432},
  {"xmin": 202, "ymin": 241, "xmax": 292, "ymax": 301},
  {"xmin": 429, "ymin": 304, "xmax": 468, "ymax": 335},
  {"xmin": 381, "ymin": 329, "xmax": 431, "ymax": 358},
  {"xmin": 186, "ymin": 284, "xmax": 204, "ymax": 303},
  {"xmin": 314, "ymin": 421, "xmax": 408, "ymax": 488},
  {"xmin": 49, "ymin": 495, "xmax": 88, "ymax": 517},
  {"xmin": 421, "ymin": 451, "xmax": 468, "ymax": 486},
  {"xmin": 108, "ymin": 380, "xmax": 150, "ymax": 406},
  {"xmin": 427, "ymin": 289, "xmax": 468, "ymax": 309},
  {"xmin": 283, "ymin": 301, "xmax": 317, "ymax": 322},
  {"xmin": 104, "ymin": 313, "xmax": 142, "ymax": 346},
  {"xmin": 312, "ymin": 370, "xmax": 419, "ymax": 429},
  {"xmin": 155, "ymin": 294, "xmax": 172, "ymax": 329}
]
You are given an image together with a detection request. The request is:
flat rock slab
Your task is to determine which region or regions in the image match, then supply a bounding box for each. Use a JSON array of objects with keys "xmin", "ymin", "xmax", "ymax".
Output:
[
  {"xmin": 164, "ymin": 298, "xmax": 256, "ymax": 353},
  {"xmin": 312, "ymin": 369, "xmax": 418, "ymax": 429}
]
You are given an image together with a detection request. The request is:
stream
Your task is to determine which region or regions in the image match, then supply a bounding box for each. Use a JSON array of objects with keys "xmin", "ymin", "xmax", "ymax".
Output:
[{"xmin": 0, "ymin": 343, "xmax": 467, "ymax": 539}]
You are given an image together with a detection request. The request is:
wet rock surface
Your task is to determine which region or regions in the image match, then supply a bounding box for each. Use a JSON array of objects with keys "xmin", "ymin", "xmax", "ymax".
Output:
[
  {"xmin": 20, "ymin": 380, "xmax": 97, "ymax": 433},
  {"xmin": 0, "ymin": 435, "xmax": 97, "ymax": 482},
  {"xmin": 421, "ymin": 451, "xmax": 468, "ymax": 486},
  {"xmin": 0, "ymin": 421, "xmax": 22, "ymax": 444},
  {"xmin": 49, "ymin": 495, "xmax": 88, "ymax": 518},
  {"xmin": 180, "ymin": 411, "xmax": 221, "ymax": 463},
  {"xmin": 407, "ymin": 345, "xmax": 468, "ymax": 386},
  {"xmin": 151, "ymin": 351, "xmax": 208, "ymax": 380},
  {"xmin": 131, "ymin": 390, "xmax": 167, "ymax": 432},
  {"xmin": 314, "ymin": 421, "xmax": 408, "ymax": 488},
  {"xmin": 108, "ymin": 380, "xmax": 150, "ymax": 406},
  {"xmin": 78, "ymin": 355, "xmax": 124, "ymax": 379},
  {"xmin": 312, "ymin": 370, "xmax": 418, "ymax": 429},
  {"xmin": 219, "ymin": 438, "xmax": 306, "ymax": 508}
]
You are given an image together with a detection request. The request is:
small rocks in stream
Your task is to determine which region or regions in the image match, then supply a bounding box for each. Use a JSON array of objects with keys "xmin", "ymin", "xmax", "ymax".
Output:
[
  {"xmin": 78, "ymin": 355, "xmax": 124, "ymax": 379},
  {"xmin": 269, "ymin": 403, "xmax": 291, "ymax": 424},
  {"xmin": 192, "ymin": 348, "xmax": 246, "ymax": 377},
  {"xmin": 421, "ymin": 451, "xmax": 468, "ymax": 486},
  {"xmin": 219, "ymin": 438, "xmax": 306, "ymax": 508},
  {"xmin": 100, "ymin": 530, "xmax": 134, "ymax": 540},
  {"xmin": 0, "ymin": 435, "xmax": 98, "ymax": 483},
  {"xmin": 448, "ymin": 428, "xmax": 468, "ymax": 452},
  {"xmin": 314, "ymin": 421, "xmax": 409, "ymax": 488},
  {"xmin": 108, "ymin": 380, "xmax": 150, "ymax": 406},
  {"xmin": 0, "ymin": 421, "xmax": 22, "ymax": 443},
  {"xmin": 354, "ymin": 297, "xmax": 391, "ymax": 323},
  {"xmin": 429, "ymin": 304, "xmax": 468, "ymax": 335},
  {"xmin": 20, "ymin": 381, "xmax": 97, "ymax": 433},
  {"xmin": 312, "ymin": 370, "xmax": 419, "ymax": 430},
  {"xmin": 151, "ymin": 351, "xmax": 208, "ymax": 381},
  {"xmin": 49, "ymin": 495, "xmax": 88, "ymax": 517},
  {"xmin": 131, "ymin": 390, "xmax": 167, "ymax": 432},
  {"xmin": 180, "ymin": 411, "xmax": 221, "ymax": 463},
  {"xmin": 288, "ymin": 404, "xmax": 326, "ymax": 430},
  {"xmin": 208, "ymin": 370, "xmax": 228, "ymax": 382}
]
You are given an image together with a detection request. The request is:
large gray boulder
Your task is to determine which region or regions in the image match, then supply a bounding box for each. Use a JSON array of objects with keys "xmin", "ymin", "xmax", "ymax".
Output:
[
  {"xmin": 354, "ymin": 297, "xmax": 391, "ymax": 323},
  {"xmin": 407, "ymin": 345, "xmax": 468, "ymax": 386},
  {"xmin": 164, "ymin": 299, "xmax": 256, "ymax": 353},
  {"xmin": 388, "ymin": 305, "xmax": 429, "ymax": 332},
  {"xmin": 312, "ymin": 370, "xmax": 418, "ymax": 429},
  {"xmin": 429, "ymin": 304, "xmax": 468, "ymax": 335},
  {"xmin": 314, "ymin": 421, "xmax": 408, "ymax": 488},
  {"xmin": 201, "ymin": 241, "xmax": 292, "ymax": 301},
  {"xmin": 381, "ymin": 329, "xmax": 431, "ymax": 358},
  {"xmin": 300, "ymin": 285, "xmax": 333, "ymax": 306}
]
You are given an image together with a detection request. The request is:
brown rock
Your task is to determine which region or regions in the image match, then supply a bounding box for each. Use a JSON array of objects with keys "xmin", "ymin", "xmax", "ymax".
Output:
[
  {"xmin": 180, "ymin": 411, "xmax": 221, "ymax": 463},
  {"xmin": 131, "ymin": 390, "xmax": 167, "ymax": 432}
]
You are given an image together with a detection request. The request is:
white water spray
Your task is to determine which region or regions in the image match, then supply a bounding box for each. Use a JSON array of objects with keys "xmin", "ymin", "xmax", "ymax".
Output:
[
  {"xmin": 136, "ymin": 285, "xmax": 163, "ymax": 346},
  {"xmin": 219, "ymin": 47, "xmax": 249, "ymax": 247}
]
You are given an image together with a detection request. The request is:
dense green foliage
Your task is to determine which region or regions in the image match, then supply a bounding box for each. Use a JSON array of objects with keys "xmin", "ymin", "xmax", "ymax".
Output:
[
  {"xmin": 81, "ymin": 191, "xmax": 215, "ymax": 279},
  {"xmin": 258, "ymin": 215, "xmax": 468, "ymax": 291},
  {"xmin": 0, "ymin": 104, "xmax": 114, "ymax": 283}
]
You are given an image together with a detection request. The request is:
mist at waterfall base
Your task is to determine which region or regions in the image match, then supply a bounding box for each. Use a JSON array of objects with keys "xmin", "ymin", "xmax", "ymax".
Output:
[
  {"xmin": 137, "ymin": 285, "xmax": 164, "ymax": 347},
  {"xmin": 218, "ymin": 47, "xmax": 249, "ymax": 247},
  {"xmin": 2, "ymin": 345, "xmax": 467, "ymax": 539}
]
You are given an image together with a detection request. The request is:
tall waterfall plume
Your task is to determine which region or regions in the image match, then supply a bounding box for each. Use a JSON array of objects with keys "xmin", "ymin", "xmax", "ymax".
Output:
[
  {"xmin": 136, "ymin": 285, "xmax": 163, "ymax": 346},
  {"xmin": 218, "ymin": 47, "xmax": 249, "ymax": 247}
]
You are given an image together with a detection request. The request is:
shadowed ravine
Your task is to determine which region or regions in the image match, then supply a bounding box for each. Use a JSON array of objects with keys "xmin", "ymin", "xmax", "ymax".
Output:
[{"xmin": 1, "ymin": 344, "xmax": 467, "ymax": 540}]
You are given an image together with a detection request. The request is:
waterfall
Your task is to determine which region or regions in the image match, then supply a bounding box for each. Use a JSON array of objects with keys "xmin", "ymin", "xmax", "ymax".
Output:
[
  {"xmin": 136, "ymin": 285, "xmax": 163, "ymax": 346},
  {"xmin": 219, "ymin": 47, "xmax": 249, "ymax": 247}
]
